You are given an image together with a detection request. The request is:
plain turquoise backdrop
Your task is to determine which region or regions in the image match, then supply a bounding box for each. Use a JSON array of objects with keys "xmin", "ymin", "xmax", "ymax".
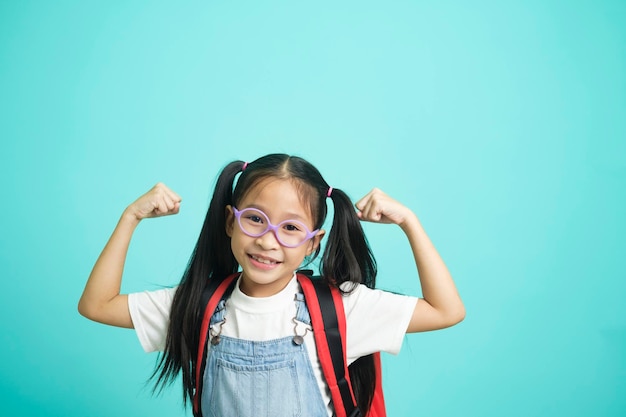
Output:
[{"xmin": 1, "ymin": 1, "xmax": 624, "ymax": 416}]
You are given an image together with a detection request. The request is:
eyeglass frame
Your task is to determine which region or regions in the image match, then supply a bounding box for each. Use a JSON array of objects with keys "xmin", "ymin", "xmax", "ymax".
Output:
[{"xmin": 232, "ymin": 206, "xmax": 319, "ymax": 248}]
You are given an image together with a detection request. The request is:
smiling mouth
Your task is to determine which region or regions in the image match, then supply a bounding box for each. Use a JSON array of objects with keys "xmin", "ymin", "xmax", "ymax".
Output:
[{"xmin": 249, "ymin": 254, "xmax": 281, "ymax": 265}]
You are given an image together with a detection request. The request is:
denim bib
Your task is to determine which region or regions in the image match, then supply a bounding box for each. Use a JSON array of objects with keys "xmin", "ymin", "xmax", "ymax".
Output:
[{"xmin": 201, "ymin": 293, "xmax": 328, "ymax": 417}]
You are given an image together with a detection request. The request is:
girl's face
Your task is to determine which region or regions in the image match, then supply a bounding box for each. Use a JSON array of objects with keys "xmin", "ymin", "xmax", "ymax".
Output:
[{"xmin": 226, "ymin": 178, "xmax": 325, "ymax": 297}]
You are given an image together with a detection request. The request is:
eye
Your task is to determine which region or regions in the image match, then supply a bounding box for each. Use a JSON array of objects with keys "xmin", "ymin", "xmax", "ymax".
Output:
[
  {"xmin": 284, "ymin": 223, "xmax": 301, "ymax": 232},
  {"xmin": 246, "ymin": 215, "xmax": 264, "ymax": 224},
  {"xmin": 282, "ymin": 221, "xmax": 308, "ymax": 234}
]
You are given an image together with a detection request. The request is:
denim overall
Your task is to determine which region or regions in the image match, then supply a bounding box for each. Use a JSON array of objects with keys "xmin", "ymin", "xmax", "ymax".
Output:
[{"xmin": 201, "ymin": 293, "xmax": 328, "ymax": 417}]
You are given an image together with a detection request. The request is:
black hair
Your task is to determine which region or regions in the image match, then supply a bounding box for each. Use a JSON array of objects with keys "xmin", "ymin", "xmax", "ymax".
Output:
[{"xmin": 151, "ymin": 153, "xmax": 378, "ymax": 413}]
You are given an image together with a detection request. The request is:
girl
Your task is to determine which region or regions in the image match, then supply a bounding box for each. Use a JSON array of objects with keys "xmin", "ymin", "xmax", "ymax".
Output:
[{"xmin": 78, "ymin": 153, "xmax": 465, "ymax": 417}]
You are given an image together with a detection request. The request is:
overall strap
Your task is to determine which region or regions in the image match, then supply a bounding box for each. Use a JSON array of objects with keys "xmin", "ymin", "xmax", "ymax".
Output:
[
  {"xmin": 296, "ymin": 274, "xmax": 361, "ymax": 417},
  {"xmin": 193, "ymin": 273, "xmax": 240, "ymax": 417}
]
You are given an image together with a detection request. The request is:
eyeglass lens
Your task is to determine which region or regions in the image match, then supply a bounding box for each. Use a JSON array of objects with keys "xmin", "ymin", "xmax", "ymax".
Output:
[{"xmin": 237, "ymin": 208, "xmax": 312, "ymax": 247}]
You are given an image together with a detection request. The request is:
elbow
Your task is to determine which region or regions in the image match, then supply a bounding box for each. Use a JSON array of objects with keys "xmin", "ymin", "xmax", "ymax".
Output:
[
  {"xmin": 442, "ymin": 304, "xmax": 466, "ymax": 328},
  {"xmin": 77, "ymin": 297, "xmax": 97, "ymax": 321},
  {"xmin": 450, "ymin": 303, "xmax": 466, "ymax": 326},
  {"xmin": 454, "ymin": 305, "xmax": 466, "ymax": 324},
  {"xmin": 77, "ymin": 298, "xmax": 89, "ymax": 318}
]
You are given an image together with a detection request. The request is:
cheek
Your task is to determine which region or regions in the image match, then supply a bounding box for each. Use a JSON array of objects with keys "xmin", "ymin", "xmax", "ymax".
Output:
[{"xmin": 229, "ymin": 231, "xmax": 246, "ymax": 253}]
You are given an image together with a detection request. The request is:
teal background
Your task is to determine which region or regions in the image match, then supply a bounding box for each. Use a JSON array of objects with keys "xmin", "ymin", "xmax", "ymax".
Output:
[{"xmin": 1, "ymin": 1, "xmax": 624, "ymax": 416}]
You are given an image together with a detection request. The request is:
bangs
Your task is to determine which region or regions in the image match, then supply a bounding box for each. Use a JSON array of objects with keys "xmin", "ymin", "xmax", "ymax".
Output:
[
  {"xmin": 240, "ymin": 175, "xmax": 319, "ymax": 225},
  {"xmin": 232, "ymin": 154, "xmax": 327, "ymax": 230}
]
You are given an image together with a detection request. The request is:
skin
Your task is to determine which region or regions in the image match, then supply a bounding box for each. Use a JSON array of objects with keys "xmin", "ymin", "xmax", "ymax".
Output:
[
  {"xmin": 224, "ymin": 178, "xmax": 325, "ymax": 297},
  {"xmin": 355, "ymin": 188, "xmax": 465, "ymax": 332},
  {"xmin": 78, "ymin": 182, "xmax": 181, "ymax": 328},
  {"xmin": 78, "ymin": 181, "xmax": 465, "ymax": 333}
]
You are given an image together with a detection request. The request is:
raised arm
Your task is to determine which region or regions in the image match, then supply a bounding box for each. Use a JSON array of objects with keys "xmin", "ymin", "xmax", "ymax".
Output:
[
  {"xmin": 355, "ymin": 188, "xmax": 465, "ymax": 333},
  {"xmin": 78, "ymin": 183, "xmax": 181, "ymax": 328}
]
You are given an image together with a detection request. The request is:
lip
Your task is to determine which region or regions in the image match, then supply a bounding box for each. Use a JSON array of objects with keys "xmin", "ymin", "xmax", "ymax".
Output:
[{"xmin": 248, "ymin": 253, "xmax": 282, "ymax": 270}]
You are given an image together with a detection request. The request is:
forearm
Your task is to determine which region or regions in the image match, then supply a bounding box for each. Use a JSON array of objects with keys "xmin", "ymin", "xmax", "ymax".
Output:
[
  {"xmin": 78, "ymin": 183, "xmax": 181, "ymax": 328},
  {"xmin": 78, "ymin": 209, "xmax": 139, "ymax": 327},
  {"xmin": 401, "ymin": 213, "xmax": 465, "ymax": 327},
  {"xmin": 354, "ymin": 187, "xmax": 464, "ymax": 332}
]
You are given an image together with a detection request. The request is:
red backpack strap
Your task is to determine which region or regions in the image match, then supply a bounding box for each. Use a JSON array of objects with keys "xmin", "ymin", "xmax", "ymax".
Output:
[
  {"xmin": 297, "ymin": 274, "xmax": 361, "ymax": 417},
  {"xmin": 192, "ymin": 273, "xmax": 239, "ymax": 417}
]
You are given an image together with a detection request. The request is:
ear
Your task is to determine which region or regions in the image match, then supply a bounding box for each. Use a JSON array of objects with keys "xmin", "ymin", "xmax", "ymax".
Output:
[
  {"xmin": 306, "ymin": 229, "xmax": 326, "ymax": 256},
  {"xmin": 225, "ymin": 205, "xmax": 235, "ymax": 237}
]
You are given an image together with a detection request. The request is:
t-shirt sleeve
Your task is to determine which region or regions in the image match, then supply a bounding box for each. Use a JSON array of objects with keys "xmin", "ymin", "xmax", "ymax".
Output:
[
  {"xmin": 342, "ymin": 284, "xmax": 418, "ymax": 363},
  {"xmin": 128, "ymin": 287, "xmax": 177, "ymax": 353}
]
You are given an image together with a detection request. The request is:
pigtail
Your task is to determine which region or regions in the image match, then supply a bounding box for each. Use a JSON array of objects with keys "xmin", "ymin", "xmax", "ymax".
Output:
[
  {"xmin": 321, "ymin": 187, "xmax": 377, "ymax": 290},
  {"xmin": 320, "ymin": 187, "xmax": 378, "ymax": 414},
  {"xmin": 151, "ymin": 160, "xmax": 244, "ymax": 406}
]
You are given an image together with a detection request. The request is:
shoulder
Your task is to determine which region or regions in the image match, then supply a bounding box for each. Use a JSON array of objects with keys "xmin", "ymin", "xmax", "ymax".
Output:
[
  {"xmin": 339, "ymin": 282, "xmax": 418, "ymax": 317},
  {"xmin": 129, "ymin": 286, "xmax": 178, "ymax": 301},
  {"xmin": 338, "ymin": 281, "xmax": 415, "ymax": 302},
  {"xmin": 127, "ymin": 287, "xmax": 178, "ymax": 353},
  {"xmin": 128, "ymin": 286, "xmax": 178, "ymax": 316},
  {"xmin": 338, "ymin": 283, "xmax": 418, "ymax": 358}
]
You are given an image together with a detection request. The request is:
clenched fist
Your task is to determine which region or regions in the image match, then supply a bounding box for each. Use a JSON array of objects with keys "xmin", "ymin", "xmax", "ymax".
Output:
[{"xmin": 127, "ymin": 183, "xmax": 182, "ymax": 221}]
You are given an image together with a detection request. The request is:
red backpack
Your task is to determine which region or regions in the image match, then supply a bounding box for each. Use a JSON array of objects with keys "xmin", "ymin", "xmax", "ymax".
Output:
[{"xmin": 193, "ymin": 273, "xmax": 386, "ymax": 417}]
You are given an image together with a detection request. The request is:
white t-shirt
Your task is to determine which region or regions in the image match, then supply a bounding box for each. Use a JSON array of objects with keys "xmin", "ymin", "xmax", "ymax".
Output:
[{"xmin": 128, "ymin": 275, "xmax": 417, "ymax": 416}]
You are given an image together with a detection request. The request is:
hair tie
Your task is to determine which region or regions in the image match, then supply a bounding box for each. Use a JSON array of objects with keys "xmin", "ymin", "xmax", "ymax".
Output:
[
  {"xmin": 242, "ymin": 162, "xmax": 249, "ymax": 171},
  {"xmin": 326, "ymin": 187, "xmax": 333, "ymax": 198}
]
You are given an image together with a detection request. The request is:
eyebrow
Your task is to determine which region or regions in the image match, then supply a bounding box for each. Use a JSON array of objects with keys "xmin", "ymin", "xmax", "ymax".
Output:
[{"xmin": 245, "ymin": 204, "xmax": 309, "ymax": 222}]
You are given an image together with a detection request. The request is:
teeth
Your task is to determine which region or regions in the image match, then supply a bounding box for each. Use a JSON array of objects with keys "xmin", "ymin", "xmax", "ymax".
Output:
[{"xmin": 251, "ymin": 255, "xmax": 278, "ymax": 265}]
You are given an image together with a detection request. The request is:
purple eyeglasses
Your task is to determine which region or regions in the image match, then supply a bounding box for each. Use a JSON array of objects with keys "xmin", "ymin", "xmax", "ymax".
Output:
[{"xmin": 233, "ymin": 207, "xmax": 319, "ymax": 248}]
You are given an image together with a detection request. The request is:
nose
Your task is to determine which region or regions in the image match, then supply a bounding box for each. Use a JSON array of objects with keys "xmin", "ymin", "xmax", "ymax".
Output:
[{"xmin": 254, "ymin": 229, "xmax": 281, "ymax": 249}]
